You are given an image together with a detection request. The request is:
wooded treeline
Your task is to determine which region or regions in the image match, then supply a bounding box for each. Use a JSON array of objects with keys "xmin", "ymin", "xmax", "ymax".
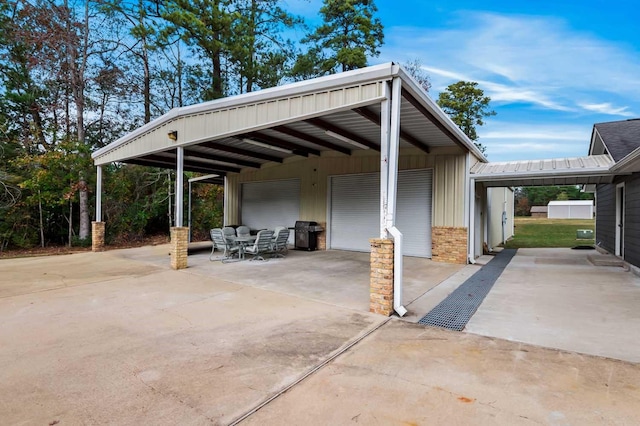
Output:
[{"xmin": 0, "ymin": 0, "xmax": 385, "ymax": 250}]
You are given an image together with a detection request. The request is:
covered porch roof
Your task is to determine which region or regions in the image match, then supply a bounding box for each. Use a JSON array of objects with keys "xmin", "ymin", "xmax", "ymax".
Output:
[
  {"xmin": 470, "ymin": 154, "xmax": 616, "ymax": 187},
  {"xmin": 92, "ymin": 63, "xmax": 485, "ymax": 174}
]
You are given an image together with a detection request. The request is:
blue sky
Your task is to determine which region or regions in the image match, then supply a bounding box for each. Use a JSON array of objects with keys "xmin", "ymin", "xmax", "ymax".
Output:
[{"xmin": 286, "ymin": 0, "xmax": 640, "ymax": 162}]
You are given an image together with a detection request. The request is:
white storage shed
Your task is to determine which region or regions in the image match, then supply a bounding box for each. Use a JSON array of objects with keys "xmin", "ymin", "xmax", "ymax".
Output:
[{"xmin": 547, "ymin": 200, "xmax": 594, "ymax": 219}]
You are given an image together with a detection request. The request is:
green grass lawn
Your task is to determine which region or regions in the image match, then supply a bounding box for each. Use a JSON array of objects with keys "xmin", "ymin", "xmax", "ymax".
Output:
[{"xmin": 503, "ymin": 217, "xmax": 595, "ymax": 249}]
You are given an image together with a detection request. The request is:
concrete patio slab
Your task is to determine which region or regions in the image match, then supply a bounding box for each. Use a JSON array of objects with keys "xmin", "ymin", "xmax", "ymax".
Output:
[
  {"xmin": 0, "ymin": 250, "xmax": 385, "ymax": 424},
  {"xmin": 244, "ymin": 320, "xmax": 640, "ymax": 425},
  {"xmin": 2, "ymin": 247, "xmax": 640, "ymax": 425},
  {"xmin": 465, "ymin": 248, "xmax": 640, "ymax": 363},
  {"xmin": 172, "ymin": 248, "xmax": 463, "ymax": 312}
]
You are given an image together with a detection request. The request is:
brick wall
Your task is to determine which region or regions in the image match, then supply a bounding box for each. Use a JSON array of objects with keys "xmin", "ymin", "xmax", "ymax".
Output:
[
  {"xmin": 170, "ymin": 227, "xmax": 189, "ymax": 270},
  {"xmin": 369, "ymin": 238, "xmax": 394, "ymax": 316},
  {"xmin": 316, "ymin": 222, "xmax": 326, "ymax": 250},
  {"xmin": 92, "ymin": 221, "xmax": 106, "ymax": 252},
  {"xmin": 431, "ymin": 226, "xmax": 468, "ymax": 264}
]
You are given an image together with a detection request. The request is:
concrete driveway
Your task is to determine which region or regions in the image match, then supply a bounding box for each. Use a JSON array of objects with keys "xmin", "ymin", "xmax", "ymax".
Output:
[
  {"xmin": 464, "ymin": 248, "xmax": 640, "ymax": 363},
  {"xmin": 1, "ymin": 247, "xmax": 639, "ymax": 424}
]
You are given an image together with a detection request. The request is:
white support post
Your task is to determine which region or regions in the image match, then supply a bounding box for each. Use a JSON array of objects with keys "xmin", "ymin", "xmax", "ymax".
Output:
[
  {"xmin": 387, "ymin": 77, "xmax": 402, "ymax": 225},
  {"xmin": 223, "ymin": 176, "xmax": 229, "ymax": 226},
  {"xmin": 379, "ymin": 82, "xmax": 391, "ymax": 238},
  {"xmin": 469, "ymin": 178, "xmax": 476, "ymax": 263},
  {"xmin": 175, "ymin": 147, "xmax": 184, "ymax": 227},
  {"xmin": 188, "ymin": 180, "xmax": 192, "ymax": 242},
  {"xmin": 96, "ymin": 165, "xmax": 103, "ymax": 222}
]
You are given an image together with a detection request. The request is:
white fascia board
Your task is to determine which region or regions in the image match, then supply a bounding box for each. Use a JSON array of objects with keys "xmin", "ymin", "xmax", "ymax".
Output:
[
  {"xmin": 188, "ymin": 174, "xmax": 220, "ymax": 183},
  {"xmin": 394, "ymin": 66, "xmax": 489, "ymax": 163},
  {"xmin": 587, "ymin": 127, "xmax": 600, "ymax": 156},
  {"xmin": 611, "ymin": 146, "xmax": 640, "ymax": 173},
  {"xmin": 92, "ymin": 63, "xmax": 397, "ymax": 160},
  {"xmin": 472, "ymin": 168, "xmax": 615, "ymax": 182}
]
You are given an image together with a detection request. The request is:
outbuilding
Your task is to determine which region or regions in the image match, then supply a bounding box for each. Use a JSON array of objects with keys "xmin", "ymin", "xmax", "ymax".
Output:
[
  {"xmin": 547, "ymin": 200, "xmax": 594, "ymax": 219},
  {"xmin": 91, "ymin": 63, "xmax": 488, "ymax": 316},
  {"xmin": 530, "ymin": 206, "xmax": 548, "ymax": 218}
]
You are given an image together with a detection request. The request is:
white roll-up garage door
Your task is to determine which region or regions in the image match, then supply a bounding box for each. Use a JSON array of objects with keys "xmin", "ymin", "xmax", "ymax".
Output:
[
  {"xmin": 329, "ymin": 169, "xmax": 432, "ymax": 257},
  {"xmin": 241, "ymin": 180, "xmax": 300, "ymax": 239}
]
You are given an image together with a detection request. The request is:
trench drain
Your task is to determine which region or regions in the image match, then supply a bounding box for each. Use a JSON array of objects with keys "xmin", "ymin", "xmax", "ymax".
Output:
[{"xmin": 418, "ymin": 249, "xmax": 517, "ymax": 331}]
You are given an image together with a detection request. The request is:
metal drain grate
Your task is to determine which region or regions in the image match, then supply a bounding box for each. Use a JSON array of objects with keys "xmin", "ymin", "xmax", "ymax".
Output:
[{"xmin": 418, "ymin": 249, "xmax": 517, "ymax": 331}]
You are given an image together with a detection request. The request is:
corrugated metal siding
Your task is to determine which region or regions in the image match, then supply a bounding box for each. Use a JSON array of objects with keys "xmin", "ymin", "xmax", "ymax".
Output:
[
  {"xmin": 624, "ymin": 173, "xmax": 640, "ymax": 268},
  {"xmin": 94, "ymin": 82, "xmax": 385, "ymax": 165},
  {"xmin": 432, "ymin": 154, "xmax": 466, "ymax": 227},
  {"xmin": 596, "ymin": 183, "xmax": 616, "ymax": 253},
  {"xmin": 225, "ymin": 148, "xmax": 466, "ymax": 229},
  {"xmin": 241, "ymin": 179, "xmax": 300, "ymax": 241}
]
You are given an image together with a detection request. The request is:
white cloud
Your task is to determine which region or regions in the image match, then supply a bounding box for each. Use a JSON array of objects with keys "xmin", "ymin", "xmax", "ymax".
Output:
[
  {"xmin": 578, "ymin": 102, "xmax": 634, "ymax": 117},
  {"xmin": 478, "ymin": 121, "xmax": 591, "ymax": 161},
  {"xmin": 382, "ymin": 12, "xmax": 640, "ymax": 113}
]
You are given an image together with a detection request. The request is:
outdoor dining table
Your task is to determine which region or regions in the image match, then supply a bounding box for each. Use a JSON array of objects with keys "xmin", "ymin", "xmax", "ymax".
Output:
[{"xmin": 228, "ymin": 235, "xmax": 257, "ymax": 259}]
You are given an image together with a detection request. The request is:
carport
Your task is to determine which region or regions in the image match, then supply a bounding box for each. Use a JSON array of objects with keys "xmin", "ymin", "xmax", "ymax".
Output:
[
  {"xmin": 92, "ymin": 63, "xmax": 486, "ymax": 316},
  {"xmin": 469, "ymin": 154, "xmax": 616, "ymax": 256}
]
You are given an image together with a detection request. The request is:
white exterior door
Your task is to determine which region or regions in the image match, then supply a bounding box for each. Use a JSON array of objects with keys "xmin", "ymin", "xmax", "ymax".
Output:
[
  {"xmin": 329, "ymin": 169, "xmax": 432, "ymax": 257},
  {"xmin": 241, "ymin": 179, "xmax": 300, "ymax": 243}
]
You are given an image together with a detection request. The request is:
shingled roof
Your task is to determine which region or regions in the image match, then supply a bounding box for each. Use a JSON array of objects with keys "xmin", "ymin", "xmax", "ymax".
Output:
[{"xmin": 595, "ymin": 118, "xmax": 640, "ymax": 162}]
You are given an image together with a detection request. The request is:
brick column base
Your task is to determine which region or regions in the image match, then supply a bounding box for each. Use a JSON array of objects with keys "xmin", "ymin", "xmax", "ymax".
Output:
[
  {"xmin": 171, "ymin": 227, "xmax": 189, "ymax": 270},
  {"xmin": 432, "ymin": 226, "xmax": 468, "ymax": 264},
  {"xmin": 316, "ymin": 221, "xmax": 327, "ymax": 250},
  {"xmin": 370, "ymin": 238, "xmax": 394, "ymax": 316},
  {"xmin": 92, "ymin": 221, "xmax": 106, "ymax": 252}
]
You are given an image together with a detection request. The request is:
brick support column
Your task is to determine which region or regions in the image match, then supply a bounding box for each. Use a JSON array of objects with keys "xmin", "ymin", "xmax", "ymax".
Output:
[
  {"xmin": 92, "ymin": 221, "xmax": 106, "ymax": 252},
  {"xmin": 431, "ymin": 226, "xmax": 468, "ymax": 264},
  {"xmin": 369, "ymin": 238, "xmax": 394, "ymax": 316},
  {"xmin": 316, "ymin": 221, "xmax": 327, "ymax": 250},
  {"xmin": 171, "ymin": 227, "xmax": 189, "ymax": 270}
]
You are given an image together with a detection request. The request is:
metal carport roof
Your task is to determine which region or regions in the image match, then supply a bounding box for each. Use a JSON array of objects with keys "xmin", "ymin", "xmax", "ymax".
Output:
[
  {"xmin": 470, "ymin": 154, "xmax": 616, "ymax": 187},
  {"xmin": 92, "ymin": 63, "xmax": 486, "ymax": 174}
]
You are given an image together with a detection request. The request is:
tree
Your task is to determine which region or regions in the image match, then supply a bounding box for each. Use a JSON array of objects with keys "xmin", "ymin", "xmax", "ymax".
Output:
[
  {"xmin": 297, "ymin": 0, "xmax": 384, "ymax": 76},
  {"xmin": 228, "ymin": 0, "xmax": 301, "ymax": 94},
  {"xmin": 402, "ymin": 58, "xmax": 431, "ymax": 93},
  {"xmin": 161, "ymin": 0, "xmax": 233, "ymax": 100},
  {"xmin": 436, "ymin": 81, "xmax": 496, "ymax": 154}
]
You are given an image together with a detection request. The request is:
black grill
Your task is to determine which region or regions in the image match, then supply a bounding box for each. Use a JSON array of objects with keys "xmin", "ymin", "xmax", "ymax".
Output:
[{"xmin": 294, "ymin": 221, "xmax": 322, "ymax": 251}]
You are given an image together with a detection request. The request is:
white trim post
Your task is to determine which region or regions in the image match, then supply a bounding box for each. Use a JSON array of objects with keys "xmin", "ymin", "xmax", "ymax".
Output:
[
  {"xmin": 175, "ymin": 147, "xmax": 184, "ymax": 227},
  {"xmin": 387, "ymin": 77, "xmax": 401, "ymax": 225},
  {"xmin": 469, "ymin": 178, "xmax": 476, "ymax": 262},
  {"xmin": 379, "ymin": 82, "xmax": 391, "ymax": 238},
  {"xmin": 96, "ymin": 165, "xmax": 102, "ymax": 222}
]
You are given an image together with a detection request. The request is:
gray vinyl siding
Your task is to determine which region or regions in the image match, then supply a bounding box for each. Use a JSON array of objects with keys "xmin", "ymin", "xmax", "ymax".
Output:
[
  {"xmin": 624, "ymin": 173, "xmax": 640, "ymax": 268},
  {"xmin": 595, "ymin": 183, "xmax": 616, "ymax": 254}
]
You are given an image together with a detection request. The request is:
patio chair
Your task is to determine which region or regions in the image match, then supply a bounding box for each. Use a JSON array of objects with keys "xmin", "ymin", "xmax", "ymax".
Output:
[
  {"xmin": 209, "ymin": 228, "xmax": 240, "ymax": 262},
  {"xmin": 243, "ymin": 229, "xmax": 274, "ymax": 261},
  {"xmin": 271, "ymin": 227, "xmax": 290, "ymax": 258},
  {"xmin": 236, "ymin": 225, "xmax": 251, "ymax": 238},
  {"xmin": 222, "ymin": 226, "xmax": 236, "ymax": 238}
]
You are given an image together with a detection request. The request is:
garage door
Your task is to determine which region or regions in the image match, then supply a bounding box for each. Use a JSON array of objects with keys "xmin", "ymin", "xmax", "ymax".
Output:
[
  {"xmin": 329, "ymin": 169, "xmax": 432, "ymax": 257},
  {"xmin": 241, "ymin": 179, "xmax": 300, "ymax": 241}
]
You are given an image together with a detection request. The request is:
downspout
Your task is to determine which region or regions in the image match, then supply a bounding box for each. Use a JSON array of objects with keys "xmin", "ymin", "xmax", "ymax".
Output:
[
  {"xmin": 388, "ymin": 75, "xmax": 407, "ymax": 317},
  {"xmin": 388, "ymin": 225, "xmax": 407, "ymax": 316}
]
